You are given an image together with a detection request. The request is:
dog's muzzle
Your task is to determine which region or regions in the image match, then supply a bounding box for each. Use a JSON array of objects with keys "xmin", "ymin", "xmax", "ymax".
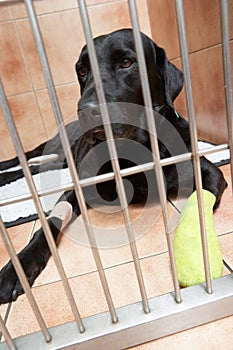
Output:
[{"xmin": 78, "ymin": 101, "xmax": 147, "ymax": 144}]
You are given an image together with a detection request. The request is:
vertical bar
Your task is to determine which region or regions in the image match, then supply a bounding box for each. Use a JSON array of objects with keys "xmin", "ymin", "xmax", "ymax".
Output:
[
  {"xmin": 78, "ymin": 0, "xmax": 150, "ymax": 314},
  {"xmin": 220, "ymin": 0, "xmax": 233, "ymax": 190},
  {"xmin": 175, "ymin": 0, "xmax": 212, "ymax": 294},
  {"xmin": 128, "ymin": 0, "xmax": 182, "ymax": 303},
  {"xmin": 0, "ymin": 216, "xmax": 51, "ymax": 344},
  {"xmin": 0, "ymin": 78, "xmax": 85, "ymax": 333},
  {"xmin": 23, "ymin": 0, "xmax": 118, "ymax": 323},
  {"xmin": 0, "ymin": 314, "xmax": 16, "ymax": 350}
]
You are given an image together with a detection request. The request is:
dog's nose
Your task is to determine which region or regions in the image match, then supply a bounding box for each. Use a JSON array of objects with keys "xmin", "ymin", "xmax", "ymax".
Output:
[
  {"xmin": 78, "ymin": 102, "xmax": 101, "ymax": 117},
  {"xmin": 78, "ymin": 102, "xmax": 104, "ymax": 144}
]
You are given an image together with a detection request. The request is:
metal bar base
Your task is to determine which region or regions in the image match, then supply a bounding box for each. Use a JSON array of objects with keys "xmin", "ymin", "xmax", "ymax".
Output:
[{"xmin": 1, "ymin": 274, "xmax": 232, "ymax": 350}]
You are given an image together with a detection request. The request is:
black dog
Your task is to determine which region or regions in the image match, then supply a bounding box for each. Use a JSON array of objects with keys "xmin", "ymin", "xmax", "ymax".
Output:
[{"xmin": 0, "ymin": 29, "xmax": 227, "ymax": 304}]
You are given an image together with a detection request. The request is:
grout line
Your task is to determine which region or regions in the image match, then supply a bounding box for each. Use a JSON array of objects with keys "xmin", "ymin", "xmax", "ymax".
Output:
[
  {"xmin": 9, "ymin": 7, "xmax": 32, "ymax": 89},
  {"xmin": 3, "ymin": 0, "xmax": 125, "ymax": 22},
  {"xmin": 32, "ymin": 248, "xmax": 169, "ymax": 290},
  {"xmin": 6, "ymin": 8, "xmax": 79, "ymax": 138},
  {"xmin": 218, "ymin": 230, "xmax": 233, "ymax": 237},
  {"xmin": 85, "ymin": 0, "xmax": 126, "ymax": 10},
  {"xmin": 30, "ymin": 219, "xmax": 232, "ymax": 291},
  {"xmin": 9, "ymin": 8, "xmax": 52, "ymax": 139},
  {"xmin": 169, "ymin": 38, "xmax": 233, "ymax": 61},
  {"xmin": 5, "ymin": 81, "xmax": 78, "ymax": 99},
  {"xmin": 7, "ymin": 5, "xmax": 79, "ymax": 21}
]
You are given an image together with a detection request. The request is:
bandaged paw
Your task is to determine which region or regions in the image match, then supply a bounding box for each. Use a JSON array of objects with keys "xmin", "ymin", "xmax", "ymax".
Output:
[{"xmin": 48, "ymin": 201, "xmax": 73, "ymax": 231}]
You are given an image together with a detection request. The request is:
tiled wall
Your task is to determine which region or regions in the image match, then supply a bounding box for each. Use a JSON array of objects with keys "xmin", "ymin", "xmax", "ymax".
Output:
[
  {"xmin": 147, "ymin": 0, "xmax": 233, "ymax": 144},
  {"xmin": 0, "ymin": 0, "xmax": 151, "ymax": 161}
]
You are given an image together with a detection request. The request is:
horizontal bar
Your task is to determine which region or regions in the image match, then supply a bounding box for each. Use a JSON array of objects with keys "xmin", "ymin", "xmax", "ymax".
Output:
[
  {"xmin": 0, "ymin": 143, "xmax": 229, "ymax": 208},
  {"xmin": 1, "ymin": 274, "xmax": 232, "ymax": 350},
  {"xmin": 0, "ymin": 182, "xmax": 73, "ymax": 208}
]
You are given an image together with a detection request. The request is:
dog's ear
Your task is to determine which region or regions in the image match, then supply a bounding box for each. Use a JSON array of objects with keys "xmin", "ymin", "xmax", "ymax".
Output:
[{"xmin": 154, "ymin": 44, "xmax": 184, "ymax": 108}]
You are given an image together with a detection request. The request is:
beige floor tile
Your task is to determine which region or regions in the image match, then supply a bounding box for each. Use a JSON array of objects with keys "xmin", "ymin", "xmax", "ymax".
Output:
[
  {"xmin": 0, "ymin": 221, "xmax": 34, "ymax": 268},
  {"xmin": 34, "ymin": 234, "xmax": 97, "ymax": 287},
  {"xmin": 104, "ymin": 253, "xmax": 173, "ymax": 311},
  {"xmin": 6, "ymin": 252, "xmax": 173, "ymax": 339},
  {"xmin": 0, "ymin": 163, "xmax": 232, "ymax": 347},
  {"xmin": 107, "ymin": 251, "xmax": 172, "ymax": 305},
  {"xmin": 99, "ymin": 202, "xmax": 175, "ymax": 269},
  {"xmin": 29, "ymin": 219, "xmax": 96, "ymax": 286},
  {"xmin": 0, "ymin": 7, "xmax": 11, "ymax": 22},
  {"xmin": 6, "ymin": 271, "xmax": 107, "ymax": 338},
  {"xmin": 33, "ymin": 200, "xmax": 175, "ymax": 286}
]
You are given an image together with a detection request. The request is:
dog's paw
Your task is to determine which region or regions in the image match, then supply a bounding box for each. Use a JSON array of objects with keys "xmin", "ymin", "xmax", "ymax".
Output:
[{"xmin": 0, "ymin": 258, "xmax": 44, "ymax": 304}]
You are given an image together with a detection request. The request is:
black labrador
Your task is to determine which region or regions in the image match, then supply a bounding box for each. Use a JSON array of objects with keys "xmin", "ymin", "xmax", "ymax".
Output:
[{"xmin": 0, "ymin": 29, "xmax": 227, "ymax": 304}]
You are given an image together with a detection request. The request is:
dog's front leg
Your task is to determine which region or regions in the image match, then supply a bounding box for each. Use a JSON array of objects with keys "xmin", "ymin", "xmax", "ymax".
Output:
[{"xmin": 0, "ymin": 191, "xmax": 79, "ymax": 304}]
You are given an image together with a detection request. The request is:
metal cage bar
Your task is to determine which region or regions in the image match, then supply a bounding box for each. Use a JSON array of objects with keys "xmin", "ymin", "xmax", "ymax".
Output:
[
  {"xmin": 23, "ymin": 0, "xmax": 118, "ymax": 324},
  {"xmin": 175, "ymin": 0, "xmax": 213, "ymax": 294},
  {"xmin": 0, "ymin": 0, "xmax": 232, "ymax": 349},
  {"xmin": 0, "ymin": 315, "xmax": 16, "ymax": 350},
  {"xmin": 0, "ymin": 79, "xmax": 85, "ymax": 334},
  {"xmin": 128, "ymin": 0, "xmax": 182, "ymax": 304},
  {"xmin": 0, "ymin": 215, "xmax": 51, "ymax": 345},
  {"xmin": 1, "ymin": 276, "xmax": 233, "ymax": 350},
  {"xmin": 220, "ymin": 0, "xmax": 233, "ymax": 189},
  {"xmin": 0, "ymin": 143, "xmax": 228, "ymax": 209},
  {"xmin": 78, "ymin": 0, "xmax": 150, "ymax": 314}
]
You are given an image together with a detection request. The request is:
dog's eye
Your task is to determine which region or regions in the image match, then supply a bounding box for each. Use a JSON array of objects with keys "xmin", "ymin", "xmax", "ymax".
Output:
[
  {"xmin": 120, "ymin": 58, "xmax": 133, "ymax": 69},
  {"xmin": 78, "ymin": 66, "xmax": 88, "ymax": 77}
]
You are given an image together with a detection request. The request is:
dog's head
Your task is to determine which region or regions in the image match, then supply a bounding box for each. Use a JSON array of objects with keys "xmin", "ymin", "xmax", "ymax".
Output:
[{"xmin": 76, "ymin": 29, "xmax": 183, "ymax": 144}]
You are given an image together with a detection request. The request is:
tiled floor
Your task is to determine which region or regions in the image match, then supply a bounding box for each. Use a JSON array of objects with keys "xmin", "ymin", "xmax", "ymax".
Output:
[{"xmin": 0, "ymin": 164, "xmax": 232, "ymax": 348}]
